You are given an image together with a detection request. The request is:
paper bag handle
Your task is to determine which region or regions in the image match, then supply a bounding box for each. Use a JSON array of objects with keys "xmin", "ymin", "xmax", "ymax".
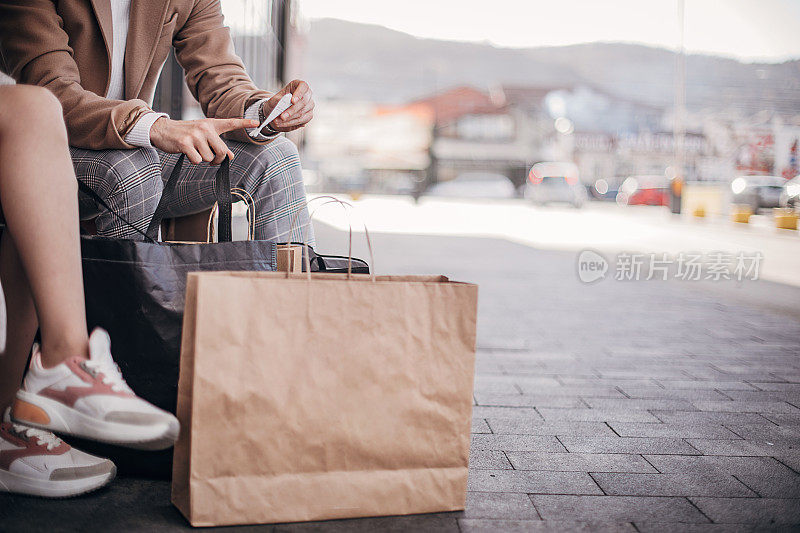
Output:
[
  {"xmin": 207, "ymin": 188, "xmax": 256, "ymax": 242},
  {"xmin": 287, "ymin": 196, "xmax": 376, "ymax": 282}
]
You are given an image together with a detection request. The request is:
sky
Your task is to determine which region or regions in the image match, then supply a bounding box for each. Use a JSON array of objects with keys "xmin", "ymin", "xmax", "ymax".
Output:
[{"xmin": 297, "ymin": 0, "xmax": 800, "ymax": 62}]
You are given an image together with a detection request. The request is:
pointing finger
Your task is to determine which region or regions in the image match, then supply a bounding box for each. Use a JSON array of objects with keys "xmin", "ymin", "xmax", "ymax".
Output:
[{"xmin": 213, "ymin": 118, "xmax": 259, "ymax": 134}]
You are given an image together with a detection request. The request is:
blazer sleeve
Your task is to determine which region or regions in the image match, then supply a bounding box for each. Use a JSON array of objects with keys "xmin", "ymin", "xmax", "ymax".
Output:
[
  {"xmin": 173, "ymin": 0, "xmax": 274, "ymax": 144},
  {"xmin": 0, "ymin": 0, "xmax": 152, "ymax": 149}
]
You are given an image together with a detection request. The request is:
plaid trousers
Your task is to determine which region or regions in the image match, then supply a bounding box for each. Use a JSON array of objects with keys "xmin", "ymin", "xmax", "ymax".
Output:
[{"xmin": 71, "ymin": 135, "xmax": 315, "ymax": 245}]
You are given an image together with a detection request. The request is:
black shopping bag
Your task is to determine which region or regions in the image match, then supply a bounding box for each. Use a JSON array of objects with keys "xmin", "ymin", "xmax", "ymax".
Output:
[{"xmin": 76, "ymin": 155, "xmax": 276, "ymax": 478}]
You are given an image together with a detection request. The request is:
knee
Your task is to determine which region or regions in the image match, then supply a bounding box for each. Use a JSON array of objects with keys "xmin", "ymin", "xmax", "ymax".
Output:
[
  {"xmin": 1, "ymin": 85, "xmax": 61, "ymax": 116},
  {"xmin": 269, "ymin": 136, "xmax": 301, "ymax": 164},
  {"xmin": 0, "ymin": 85, "xmax": 63, "ymax": 133},
  {"xmin": 251, "ymin": 136, "xmax": 301, "ymax": 170},
  {"xmin": 97, "ymin": 148, "xmax": 161, "ymax": 197}
]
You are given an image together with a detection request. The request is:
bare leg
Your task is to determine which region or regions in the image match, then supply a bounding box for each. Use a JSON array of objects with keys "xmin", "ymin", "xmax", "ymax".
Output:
[
  {"xmin": 0, "ymin": 234, "xmax": 38, "ymax": 411},
  {"xmin": 0, "ymin": 85, "xmax": 89, "ymax": 411}
]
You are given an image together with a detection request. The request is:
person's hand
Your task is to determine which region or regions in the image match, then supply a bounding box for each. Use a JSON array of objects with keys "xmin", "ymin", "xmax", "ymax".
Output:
[
  {"xmin": 261, "ymin": 80, "xmax": 314, "ymax": 132},
  {"xmin": 149, "ymin": 117, "xmax": 258, "ymax": 164}
]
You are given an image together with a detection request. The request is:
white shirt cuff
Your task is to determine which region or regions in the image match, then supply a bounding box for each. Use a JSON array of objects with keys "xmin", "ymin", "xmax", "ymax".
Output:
[
  {"xmin": 125, "ymin": 112, "xmax": 169, "ymax": 148},
  {"xmin": 245, "ymin": 99, "xmax": 279, "ymax": 141}
]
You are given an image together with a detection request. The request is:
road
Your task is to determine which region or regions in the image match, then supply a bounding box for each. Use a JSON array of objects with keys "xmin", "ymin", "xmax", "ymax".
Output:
[
  {"xmin": 311, "ymin": 196, "xmax": 800, "ymax": 288},
  {"xmin": 2, "ymin": 198, "xmax": 799, "ymax": 531}
]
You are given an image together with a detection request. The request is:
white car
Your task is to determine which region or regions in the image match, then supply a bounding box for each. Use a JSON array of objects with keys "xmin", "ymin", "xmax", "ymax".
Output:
[
  {"xmin": 524, "ymin": 162, "xmax": 587, "ymax": 208},
  {"xmin": 731, "ymin": 175, "xmax": 786, "ymax": 211},
  {"xmin": 426, "ymin": 173, "xmax": 517, "ymax": 199},
  {"xmin": 780, "ymin": 175, "xmax": 800, "ymax": 210}
]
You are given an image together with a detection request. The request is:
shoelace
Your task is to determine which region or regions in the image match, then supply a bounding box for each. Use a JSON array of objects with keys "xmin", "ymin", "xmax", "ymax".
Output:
[
  {"xmin": 83, "ymin": 358, "xmax": 132, "ymax": 393},
  {"xmin": 12, "ymin": 424, "xmax": 62, "ymax": 451}
]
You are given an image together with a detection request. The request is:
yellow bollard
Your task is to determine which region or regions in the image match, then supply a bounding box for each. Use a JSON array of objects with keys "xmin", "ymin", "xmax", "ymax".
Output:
[
  {"xmin": 774, "ymin": 208, "xmax": 799, "ymax": 230},
  {"xmin": 693, "ymin": 205, "xmax": 706, "ymax": 218},
  {"xmin": 731, "ymin": 204, "xmax": 753, "ymax": 224}
]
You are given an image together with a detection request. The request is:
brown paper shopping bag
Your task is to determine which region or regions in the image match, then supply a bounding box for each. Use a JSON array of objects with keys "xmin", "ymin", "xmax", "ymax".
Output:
[
  {"xmin": 172, "ymin": 269, "xmax": 478, "ymax": 527},
  {"xmin": 275, "ymin": 244, "xmax": 303, "ymax": 273}
]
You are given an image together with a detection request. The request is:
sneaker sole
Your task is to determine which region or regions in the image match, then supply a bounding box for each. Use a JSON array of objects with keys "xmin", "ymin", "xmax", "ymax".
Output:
[
  {"xmin": 0, "ymin": 465, "xmax": 116, "ymax": 498},
  {"xmin": 12, "ymin": 391, "xmax": 179, "ymax": 451}
]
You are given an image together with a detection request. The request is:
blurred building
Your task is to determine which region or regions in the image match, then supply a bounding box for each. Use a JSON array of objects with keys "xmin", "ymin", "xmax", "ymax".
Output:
[
  {"xmin": 302, "ymin": 100, "xmax": 431, "ymax": 194},
  {"xmin": 730, "ymin": 122, "xmax": 800, "ymax": 178},
  {"xmin": 420, "ymin": 84, "xmax": 719, "ymax": 192},
  {"xmin": 572, "ymin": 131, "xmax": 715, "ymax": 184},
  {"xmin": 406, "ymin": 87, "xmax": 538, "ymax": 190},
  {"xmin": 303, "ymin": 86, "xmax": 541, "ymax": 194},
  {"xmin": 303, "ymin": 82, "xmax": 798, "ymax": 195},
  {"xmin": 152, "ymin": 0, "xmax": 292, "ymax": 119}
]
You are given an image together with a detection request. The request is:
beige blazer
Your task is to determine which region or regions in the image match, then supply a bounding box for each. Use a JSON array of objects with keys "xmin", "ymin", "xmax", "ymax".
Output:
[{"xmin": 0, "ymin": 0, "xmax": 272, "ymax": 149}]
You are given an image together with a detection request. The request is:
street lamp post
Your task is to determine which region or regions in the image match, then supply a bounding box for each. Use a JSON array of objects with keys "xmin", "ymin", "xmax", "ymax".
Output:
[{"xmin": 672, "ymin": 0, "xmax": 686, "ymax": 214}]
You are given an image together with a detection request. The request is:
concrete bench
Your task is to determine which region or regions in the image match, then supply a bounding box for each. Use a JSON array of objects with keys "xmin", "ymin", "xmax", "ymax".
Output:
[{"xmin": 80, "ymin": 209, "xmax": 213, "ymax": 241}]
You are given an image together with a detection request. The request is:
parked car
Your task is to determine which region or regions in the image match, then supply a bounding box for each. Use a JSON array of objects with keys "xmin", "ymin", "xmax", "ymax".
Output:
[
  {"xmin": 779, "ymin": 175, "xmax": 800, "ymax": 210},
  {"xmin": 426, "ymin": 172, "xmax": 517, "ymax": 199},
  {"xmin": 590, "ymin": 178, "xmax": 622, "ymax": 201},
  {"xmin": 524, "ymin": 162, "xmax": 586, "ymax": 208},
  {"xmin": 731, "ymin": 175, "xmax": 786, "ymax": 211},
  {"xmin": 616, "ymin": 175, "xmax": 669, "ymax": 206}
]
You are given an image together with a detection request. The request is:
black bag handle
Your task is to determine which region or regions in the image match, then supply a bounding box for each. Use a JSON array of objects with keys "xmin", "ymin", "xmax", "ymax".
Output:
[
  {"xmin": 78, "ymin": 154, "xmax": 234, "ymax": 243},
  {"xmin": 77, "ymin": 181, "xmax": 154, "ymax": 242},
  {"xmin": 146, "ymin": 155, "xmax": 233, "ymax": 242},
  {"xmin": 214, "ymin": 157, "xmax": 233, "ymax": 243},
  {"xmin": 144, "ymin": 153, "xmax": 186, "ymax": 240}
]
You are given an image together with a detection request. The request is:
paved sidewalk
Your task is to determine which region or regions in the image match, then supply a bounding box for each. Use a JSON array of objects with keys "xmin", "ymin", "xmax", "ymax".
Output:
[{"xmin": 2, "ymin": 224, "xmax": 799, "ymax": 531}]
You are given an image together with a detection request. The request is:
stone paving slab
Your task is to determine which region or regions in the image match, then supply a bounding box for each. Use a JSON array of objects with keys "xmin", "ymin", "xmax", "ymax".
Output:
[
  {"xmin": 692, "ymin": 400, "xmax": 800, "ymax": 413},
  {"xmin": 615, "ymin": 387, "xmax": 732, "ymax": 400},
  {"xmin": 557, "ymin": 436, "xmax": 702, "ymax": 455},
  {"xmin": 458, "ymin": 519, "xmax": 637, "ymax": 532},
  {"xmin": 721, "ymin": 389, "xmax": 800, "ymax": 403},
  {"xmin": 643, "ymin": 454, "xmax": 799, "ymax": 477},
  {"xmin": 462, "ymin": 492, "xmax": 540, "ymax": 519},
  {"xmin": 470, "ymin": 434, "xmax": 567, "ymax": 452},
  {"xmin": 650, "ymin": 411, "xmax": 776, "ymax": 425},
  {"xmin": 750, "ymin": 383, "xmax": 800, "ymax": 392},
  {"xmin": 583, "ymin": 398, "xmax": 701, "ymax": 411},
  {"xmin": 467, "ymin": 470, "xmax": 603, "ymax": 494},
  {"xmin": 685, "ymin": 438, "xmax": 798, "ymax": 456},
  {"xmin": 486, "ymin": 420, "xmax": 617, "ymax": 436},
  {"xmin": 471, "ymin": 418, "xmax": 492, "ymax": 433},
  {"xmin": 474, "ymin": 392, "xmax": 587, "ymax": 408},
  {"xmin": 725, "ymin": 424, "xmax": 800, "ymax": 443},
  {"xmin": 515, "ymin": 384, "xmax": 627, "ymax": 398},
  {"xmin": 775, "ymin": 453, "xmax": 800, "ymax": 472},
  {"xmin": 530, "ymin": 495, "xmax": 711, "ymax": 523},
  {"xmin": 762, "ymin": 413, "xmax": 800, "ymax": 425},
  {"xmin": 557, "ymin": 377, "xmax": 659, "ymax": 388},
  {"xmin": 633, "ymin": 524, "xmax": 756, "ymax": 532},
  {"xmin": 506, "ymin": 452, "xmax": 658, "ymax": 473},
  {"xmin": 690, "ymin": 497, "xmax": 800, "ymax": 524},
  {"xmin": 472, "ymin": 381, "xmax": 522, "ymax": 394},
  {"xmin": 652, "ymin": 380, "xmax": 761, "ymax": 390},
  {"xmin": 469, "ymin": 450, "xmax": 514, "ymax": 470},
  {"xmin": 607, "ymin": 422, "xmax": 742, "ymax": 438},
  {"xmin": 590, "ymin": 472, "xmax": 757, "ymax": 497},
  {"xmin": 471, "ymin": 406, "xmax": 544, "ymax": 420},
  {"xmin": 726, "ymin": 469, "xmax": 800, "ymax": 499},
  {"xmin": 536, "ymin": 408, "xmax": 663, "ymax": 423}
]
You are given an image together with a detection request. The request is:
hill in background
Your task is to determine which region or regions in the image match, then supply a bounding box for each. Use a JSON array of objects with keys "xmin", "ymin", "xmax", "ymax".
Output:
[{"xmin": 303, "ymin": 18, "xmax": 800, "ymax": 117}]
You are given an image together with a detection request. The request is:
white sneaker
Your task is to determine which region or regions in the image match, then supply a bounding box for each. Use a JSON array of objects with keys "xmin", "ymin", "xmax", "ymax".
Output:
[
  {"xmin": 0, "ymin": 417, "xmax": 115, "ymax": 498},
  {"xmin": 10, "ymin": 328, "xmax": 180, "ymax": 451}
]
